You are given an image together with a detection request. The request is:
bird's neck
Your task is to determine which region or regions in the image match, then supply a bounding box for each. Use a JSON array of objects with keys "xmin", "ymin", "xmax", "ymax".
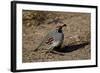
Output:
[{"xmin": 57, "ymin": 29, "xmax": 62, "ymax": 33}]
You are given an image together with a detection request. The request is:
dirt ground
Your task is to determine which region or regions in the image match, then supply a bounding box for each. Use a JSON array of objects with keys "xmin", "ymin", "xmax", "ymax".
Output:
[{"xmin": 22, "ymin": 10, "xmax": 91, "ymax": 63}]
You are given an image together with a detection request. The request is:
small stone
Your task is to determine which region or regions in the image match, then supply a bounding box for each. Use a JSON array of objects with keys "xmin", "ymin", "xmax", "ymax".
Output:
[{"xmin": 26, "ymin": 23, "xmax": 31, "ymax": 27}]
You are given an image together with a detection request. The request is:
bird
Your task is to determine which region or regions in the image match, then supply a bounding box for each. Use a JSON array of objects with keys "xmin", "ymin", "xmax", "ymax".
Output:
[{"xmin": 34, "ymin": 23, "xmax": 66, "ymax": 53}]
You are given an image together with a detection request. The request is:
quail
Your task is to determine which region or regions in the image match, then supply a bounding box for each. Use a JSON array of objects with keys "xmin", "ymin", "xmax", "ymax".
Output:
[{"xmin": 34, "ymin": 23, "xmax": 66, "ymax": 53}]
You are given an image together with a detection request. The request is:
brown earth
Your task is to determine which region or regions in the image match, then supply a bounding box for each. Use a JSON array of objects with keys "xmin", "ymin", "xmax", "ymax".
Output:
[{"xmin": 22, "ymin": 10, "xmax": 91, "ymax": 63}]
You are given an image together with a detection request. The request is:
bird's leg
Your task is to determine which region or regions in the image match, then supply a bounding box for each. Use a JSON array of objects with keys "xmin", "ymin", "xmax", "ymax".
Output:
[{"xmin": 45, "ymin": 46, "xmax": 54, "ymax": 54}]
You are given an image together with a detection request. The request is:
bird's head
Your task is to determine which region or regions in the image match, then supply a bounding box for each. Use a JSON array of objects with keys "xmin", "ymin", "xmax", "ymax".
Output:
[{"xmin": 56, "ymin": 23, "xmax": 66, "ymax": 32}]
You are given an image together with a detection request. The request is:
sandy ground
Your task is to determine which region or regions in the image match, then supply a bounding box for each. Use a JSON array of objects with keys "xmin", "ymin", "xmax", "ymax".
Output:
[{"xmin": 22, "ymin": 10, "xmax": 91, "ymax": 63}]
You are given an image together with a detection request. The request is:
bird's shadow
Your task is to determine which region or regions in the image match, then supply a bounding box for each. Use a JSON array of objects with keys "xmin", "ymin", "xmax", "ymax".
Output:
[{"xmin": 53, "ymin": 42, "xmax": 90, "ymax": 53}]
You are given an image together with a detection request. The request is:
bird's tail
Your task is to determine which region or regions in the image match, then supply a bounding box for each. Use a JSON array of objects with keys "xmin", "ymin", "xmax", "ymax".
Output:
[{"xmin": 33, "ymin": 39, "xmax": 44, "ymax": 52}]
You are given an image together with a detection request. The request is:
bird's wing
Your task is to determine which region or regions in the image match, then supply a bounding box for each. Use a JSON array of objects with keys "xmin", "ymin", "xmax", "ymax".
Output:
[{"xmin": 34, "ymin": 31, "xmax": 53, "ymax": 51}]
